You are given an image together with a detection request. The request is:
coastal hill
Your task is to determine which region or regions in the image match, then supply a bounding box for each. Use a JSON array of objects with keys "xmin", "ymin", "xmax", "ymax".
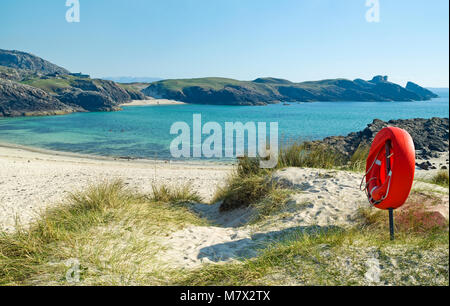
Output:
[
  {"xmin": 0, "ymin": 48, "xmax": 440, "ymax": 116},
  {"xmin": 143, "ymin": 76, "xmax": 438, "ymax": 105},
  {"xmin": 0, "ymin": 49, "xmax": 70, "ymax": 75},
  {"xmin": 0, "ymin": 49, "xmax": 145, "ymax": 117}
]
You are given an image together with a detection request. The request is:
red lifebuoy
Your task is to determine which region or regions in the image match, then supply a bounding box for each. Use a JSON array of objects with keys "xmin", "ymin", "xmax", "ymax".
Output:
[{"xmin": 362, "ymin": 127, "xmax": 416, "ymax": 210}]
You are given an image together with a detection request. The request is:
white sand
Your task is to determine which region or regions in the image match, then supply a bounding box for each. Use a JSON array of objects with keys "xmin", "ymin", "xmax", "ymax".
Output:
[
  {"xmin": 156, "ymin": 168, "xmax": 370, "ymax": 269},
  {"xmin": 120, "ymin": 98, "xmax": 186, "ymax": 106},
  {"xmin": 0, "ymin": 144, "xmax": 231, "ymax": 232},
  {"xmin": 1, "ymin": 144, "xmax": 447, "ymax": 269},
  {"xmin": 157, "ymin": 167, "xmax": 449, "ymax": 269},
  {"xmin": 415, "ymin": 151, "xmax": 449, "ymax": 180}
]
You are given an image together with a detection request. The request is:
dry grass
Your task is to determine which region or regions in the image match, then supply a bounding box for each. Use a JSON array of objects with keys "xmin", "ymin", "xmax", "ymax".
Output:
[
  {"xmin": 150, "ymin": 183, "xmax": 202, "ymax": 204},
  {"xmin": 355, "ymin": 192, "xmax": 448, "ymax": 233},
  {"xmin": 0, "ymin": 180, "xmax": 205, "ymax": 285},
  {"xmin": 212, "ymin": 155, "xmax": 290, "ymax": 218},
  {"xmin": 175, "ymin": 226, "xmax": 449, "ymax": 286},
  {"xmin": 277, "ymin": 141, "xmax": 345, "ymax": 170},
  {"xmin": 431, "ymin": 170, "xmax": 449, "ymax": 188},
  {"xmin": 346, "ymin": 144, "xmax": 370, "ymax": 172}
]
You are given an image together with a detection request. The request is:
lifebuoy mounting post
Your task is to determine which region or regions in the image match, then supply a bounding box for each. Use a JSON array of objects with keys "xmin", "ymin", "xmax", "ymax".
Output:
[
  {"xmin": 362, "ymin": 127, "xmax": 416, "ymax": 241},
  {"xmin": 385, "ymin": 140, "xmax": 395, "ymax": 240}
]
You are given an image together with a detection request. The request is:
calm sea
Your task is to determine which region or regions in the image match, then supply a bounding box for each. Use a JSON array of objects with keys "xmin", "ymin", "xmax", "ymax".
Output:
[{"xmin": 0, "ymin": 94, "xmax": 448, "ymax": 161}]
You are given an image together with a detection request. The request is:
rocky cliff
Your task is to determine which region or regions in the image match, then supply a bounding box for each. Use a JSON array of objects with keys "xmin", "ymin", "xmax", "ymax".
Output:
[
  {"xmin": 0, "ymin": 49, "xmax": 70, "ymax": 75},
  {"xmin": 0, "ymin": 49, "xmax": 145, "ymax": 117},
  {"xmin": 318, "ymin": 117, "xmax": 449, "ymax": 160},
  {"xmin": 0, "ymin": 79, "xmax": 77, "ymax": 117},
  {"xmin": 143, "ymin": 76, "xmax": 439, "ymax": 105}
]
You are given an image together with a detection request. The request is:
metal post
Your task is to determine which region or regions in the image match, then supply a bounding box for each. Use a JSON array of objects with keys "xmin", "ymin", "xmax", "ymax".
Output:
[
  {"xmin": 388, "ymin": 208, "xmax": 394, "ymax": 240},
  {"xmin": 386, "ymin": 140, "xmax": 394, "ymax": 240},
  {"xmin": 385, "ymin": 140, "xmax": 391, "ymax": 174}
]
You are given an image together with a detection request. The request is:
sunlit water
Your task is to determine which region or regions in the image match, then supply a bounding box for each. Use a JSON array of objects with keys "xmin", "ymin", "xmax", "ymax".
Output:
[{"xmin": 0, "ymin": 95, "xmax": 448, "ymax": 161}]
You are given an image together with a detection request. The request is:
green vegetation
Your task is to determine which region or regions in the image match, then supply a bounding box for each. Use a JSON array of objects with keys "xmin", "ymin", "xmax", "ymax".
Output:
[
  {"xmin": 0, "ymin": 180, "xmax": 205, "ymax": 285},
  {"xmin": 214, "ymin": 141, "xmax": 369, "ymax": 216},
  {"xmin": 143, "ymin": 75, "xmax": 437, "ymax": 105},
  {"xmin": 347, "ymin": 144, "xmax": 370, "ymax": 172},
  {"xmin": 212, "ymin": 157, "xmax": 290, "ymax": 218},
  {"xmin": 116, "ymin": 82, "xmax": 150, "ymax": 92},
  {"xmin": 21, "ymin": 77, "xmax": 72, "ymax": 94},
  {"xmin": 176, "ymin": 198, "xmax": 448, "ymax": 286},
  {"xmin": 431, "ymin": 170, "xmax": 449, "ymax": 188},
  {"xmin": 277, "ymin": 141, "xmax": 345, "ymax": 170},
  {"xmin": 1, "ymin": 178, "xmax": 447, "ymax": 286},
  {"xmin": 154, "ymin": 77, "xmax": 244, "ymax": 92},
  {"xmin": 0, "ymin": 138, "xmax": 446, "ymax": 285},
  {"xmin": 415, "ymin": 170, "xmax": 450, "ymax": 190},
  {"xmin": 176, "ymin": 226, "xmax": 448, "ymax": 286},
  {"xmin": 150, "ymin": 184, "xmax": 202, "ymax": 204}
]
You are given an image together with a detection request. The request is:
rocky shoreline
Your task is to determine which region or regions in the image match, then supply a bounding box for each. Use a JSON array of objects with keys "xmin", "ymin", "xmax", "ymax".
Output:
[
  {"xmin": 0, "ymin": 49, "xmax": 146, "ymax": 117},
  {"xmin": 318, "ymin": 117, "xmax": 449, "ymax": 169}
]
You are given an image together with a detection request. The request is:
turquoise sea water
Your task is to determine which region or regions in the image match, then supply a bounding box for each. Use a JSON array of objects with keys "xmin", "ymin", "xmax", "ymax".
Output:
[{"xmin": 0, "ymin": 95, "xmax": 448, "ymax": 160}]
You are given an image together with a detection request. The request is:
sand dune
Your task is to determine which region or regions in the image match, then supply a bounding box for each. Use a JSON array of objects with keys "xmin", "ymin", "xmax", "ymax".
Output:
[
  {"xmin": 0, "ymin": 144, "xmax": 230, "ymax": 232},
  {"xmin": 1, "ymin": 144, "xmax": 448, "ymax": 270}
]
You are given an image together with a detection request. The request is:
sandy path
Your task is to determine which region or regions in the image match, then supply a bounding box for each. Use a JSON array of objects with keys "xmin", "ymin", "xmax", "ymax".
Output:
[
  {"xmin": 0, "ymin": 145, "xmax": 231, "ymax": 232},
  {"xmin": 157, "ymin": 167, "xmax": 449, "ymax": 269},
  {"xmin": 156, "ymin": 168, "xmax": 369, "ymax": 269},
  {"xmin": 1, "ymin": 144, "xmax": 447, "ymax": 270}
]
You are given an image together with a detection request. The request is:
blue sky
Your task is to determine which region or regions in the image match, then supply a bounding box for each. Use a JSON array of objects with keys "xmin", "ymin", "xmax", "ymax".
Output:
[{"xmin": 1, "ymin": 0, "xmax": 448, "ymax": 87}]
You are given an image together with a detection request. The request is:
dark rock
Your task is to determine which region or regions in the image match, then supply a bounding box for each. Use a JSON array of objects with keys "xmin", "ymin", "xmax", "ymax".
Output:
[
  {"xmin": 318, "ymin": 118, "xmax": 449, "ymax": 160},
  {"xmin": 406, "ymin": 82, "xmax": 438, "ymax": 100},
  {"xmin": 58, "ymin": 89, "xmax": 119, "ymax": 112},
  {"xmin": 0, "ymin": 79, "xmax": 76, "ymax": 117},
  {"xmin": 369, "ymin": 75, "xmax": 388, "ymax": 83},
  {"xmin": 142, "ymin": 75, "xmax": 438, "ymax": 105},
  {"xmin": 417, "ymin": 161, "xmax": 432, "ymax": 170},
  {"xmin": 0, "ymin": 49, "xmax": 69, "ymax": 75},
  {"xmin": 0, "ymin": 49, "xmax": 147, "ymax": 117}
]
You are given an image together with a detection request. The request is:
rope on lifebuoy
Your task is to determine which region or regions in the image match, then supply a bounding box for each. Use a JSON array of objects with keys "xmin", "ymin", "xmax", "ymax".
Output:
[{"xmin": 360, "ymin": 147, "xmax": 394, "ymax": 206}]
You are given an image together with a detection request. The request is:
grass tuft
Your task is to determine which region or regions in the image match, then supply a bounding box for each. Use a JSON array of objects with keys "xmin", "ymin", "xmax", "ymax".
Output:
[
  {"xmin": 431, "ymin": 170, "xmax": 449, "ymax": 188},
  {"xmin": 150, "ymin": 184, "xmax": 202, "ymax": 204},
  {"xmin": 175, "ymin": 226, "xmax": 449, "ymax": 286},
  {"xmin": 277, "ymin": 141, "xmax": 344, "ymax": 170},
  {"xmin": 0, "ymin": 180, "xmax": 205, "ymax": 285},
  {"xmin": 346, "ymin": 144, "xmax": 370, "ymax": 172}
]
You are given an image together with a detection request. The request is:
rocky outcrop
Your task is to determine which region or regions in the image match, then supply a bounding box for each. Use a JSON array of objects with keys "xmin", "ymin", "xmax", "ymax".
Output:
[
  {"xmin": 406, "ymin": 82, "xmax": 438, "ymax": 100},
  {"xmin": 318, "ymin": 117, "xmax": 449, "ymax": 160},
  {"xmin": 0, "ymin": 49, "xmax": 69, "ymax": 75},
  {"xmin": 143, "ymin": 76, "xmax": 439, "ymax": 105},
  {"xmin": 0, "ymin": 49, "xmax": 148, "ymax": 117},
  {"xmin": 0, "ymin": 79, "xmax": 76, "ymax": 117},
  {"xmin": 57, "ymin": 89, "xmax": 119, "ymax": 112},
  {"xmin": 69, "ymin": 78, "xmax": 144, "ymax": 103}
]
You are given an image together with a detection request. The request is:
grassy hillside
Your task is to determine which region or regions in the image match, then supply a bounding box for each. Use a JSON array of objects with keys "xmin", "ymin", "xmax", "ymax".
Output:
[
  {"xmin": 21, "ymin": 77, "xmax": 73, "ymax": 94},
  {"xmin": 143, "ymin": 76, "xmax": 436, "ymax": 105},
  {"xmin": 158, "ymin": 77, "xmax": 244, "ymax": 91}
]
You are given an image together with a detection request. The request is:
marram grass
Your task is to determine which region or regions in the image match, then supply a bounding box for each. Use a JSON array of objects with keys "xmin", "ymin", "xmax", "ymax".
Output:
[
  {"xmin": 0, "ymin": 174, "xmax": 448, "ymax": 285},
  {"xmin": 0, "ymin": 180, "xmax": 205, "ymax": 285}
]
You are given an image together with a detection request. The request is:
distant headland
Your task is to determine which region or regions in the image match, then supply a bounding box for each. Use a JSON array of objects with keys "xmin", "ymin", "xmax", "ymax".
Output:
[{"xmin": 0, "ymin": 49, "xmax": 440, "ymax": 117}]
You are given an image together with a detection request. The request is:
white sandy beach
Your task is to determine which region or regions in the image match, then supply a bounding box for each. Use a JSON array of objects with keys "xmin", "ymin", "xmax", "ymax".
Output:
[
  {"xmin": 120, "ymin": 98, "xmax": 186, "ymax": 106},
  {"xmin": 0, "ymin": 144, "xmax": 230, "ymax": 232},
  {"xmin": 1, "ymin": 143, "xmax": 447, "ymax": 269}
]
